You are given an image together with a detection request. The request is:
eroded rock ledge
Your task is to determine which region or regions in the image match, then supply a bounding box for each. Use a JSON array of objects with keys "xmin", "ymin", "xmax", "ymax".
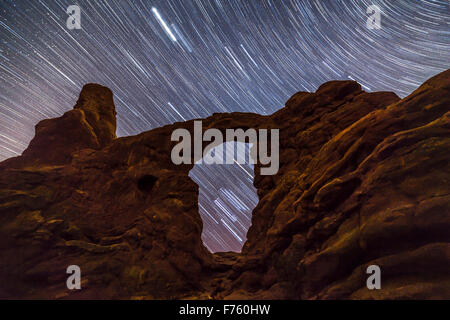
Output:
[{"xmin": 0, "ymin": 70, "xmax": 449, "ymax": 299}]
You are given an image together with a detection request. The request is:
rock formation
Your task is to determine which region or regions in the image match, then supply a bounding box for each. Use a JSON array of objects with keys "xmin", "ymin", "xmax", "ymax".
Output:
[{"xmin": 0, "ymin": 70, "xmax": 449, "ymax": 299}]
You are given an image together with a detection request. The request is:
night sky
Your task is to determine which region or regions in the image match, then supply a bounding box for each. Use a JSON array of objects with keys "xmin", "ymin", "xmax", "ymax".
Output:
[{"xmin": 0, "ymin": 0, "xmax": 449, "ymax": 252}]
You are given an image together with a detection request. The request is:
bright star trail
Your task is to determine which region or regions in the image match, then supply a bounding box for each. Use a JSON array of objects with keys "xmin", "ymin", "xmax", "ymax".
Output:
[{"xmin": 0, "ymin": 0, "xmax": 449, "ymax": 252}]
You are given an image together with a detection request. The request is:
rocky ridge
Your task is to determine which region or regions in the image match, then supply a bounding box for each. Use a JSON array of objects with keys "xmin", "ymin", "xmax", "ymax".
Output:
[{"xmin": 0, "ymin": 70, "xmax": 449, "ymax": 299}]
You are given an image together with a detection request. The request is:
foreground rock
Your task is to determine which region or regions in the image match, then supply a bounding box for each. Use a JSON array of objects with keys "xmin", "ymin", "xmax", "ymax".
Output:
[{"xmin": 0, "ymin": 71, "xmax": 448, "ymax": 299}]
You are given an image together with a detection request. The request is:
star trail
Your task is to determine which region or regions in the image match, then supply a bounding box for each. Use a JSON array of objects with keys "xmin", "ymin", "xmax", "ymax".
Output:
[{"xmin": 0, "ymin": 0, "xmax": 449, "ymax": 252}]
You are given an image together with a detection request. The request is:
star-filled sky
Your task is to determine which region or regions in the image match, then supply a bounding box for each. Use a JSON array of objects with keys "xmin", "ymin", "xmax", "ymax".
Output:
[{"xmin": 0, "ymin": 0, "xmax": 449, "ymax": 252}]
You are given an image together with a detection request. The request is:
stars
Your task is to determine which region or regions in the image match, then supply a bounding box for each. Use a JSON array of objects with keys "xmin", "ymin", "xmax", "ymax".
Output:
[
  {"xmin": 151, "ymin": 7, "xmax": 177, "ymax": 42},
  {"xmin": 0, "ymin": 0, "xmax": 449, "ymax": 252}
]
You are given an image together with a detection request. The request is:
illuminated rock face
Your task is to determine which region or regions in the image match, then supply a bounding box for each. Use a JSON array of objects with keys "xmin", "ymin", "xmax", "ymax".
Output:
[
  {"xmin": 0, "ymin": 70, "xmax": 448, "ymax": 299},
  {"xmin": 12, "ymin": 84, "xmax": 117, "ymax": 166}
]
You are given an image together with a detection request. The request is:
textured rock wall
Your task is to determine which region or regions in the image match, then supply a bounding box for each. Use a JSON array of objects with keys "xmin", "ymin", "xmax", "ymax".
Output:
[{"xmin": 0, "ymin": 70, "xmax": 448, "ymax": 299}]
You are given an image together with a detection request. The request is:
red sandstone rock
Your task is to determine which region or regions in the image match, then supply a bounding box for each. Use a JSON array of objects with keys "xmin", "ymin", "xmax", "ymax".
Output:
[{"xmin": 0, "ymin": 70, "xmax": 448, "ymax": 299}]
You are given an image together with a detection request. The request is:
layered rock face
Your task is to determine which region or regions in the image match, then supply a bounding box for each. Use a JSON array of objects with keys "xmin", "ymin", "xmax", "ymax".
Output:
[
  {"xmin": 0, "ymin": 71, "xmax": 448, "ymax": 299},
  {"xmin": 8, "ymin": 84, "xmax": 117, "ymax": 166}
]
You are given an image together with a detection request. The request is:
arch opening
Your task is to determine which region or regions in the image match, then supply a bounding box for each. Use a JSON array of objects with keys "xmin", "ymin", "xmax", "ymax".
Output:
[{"xmin": 189, "ymin": 141, "xmax": 259, "ymax": 253}]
